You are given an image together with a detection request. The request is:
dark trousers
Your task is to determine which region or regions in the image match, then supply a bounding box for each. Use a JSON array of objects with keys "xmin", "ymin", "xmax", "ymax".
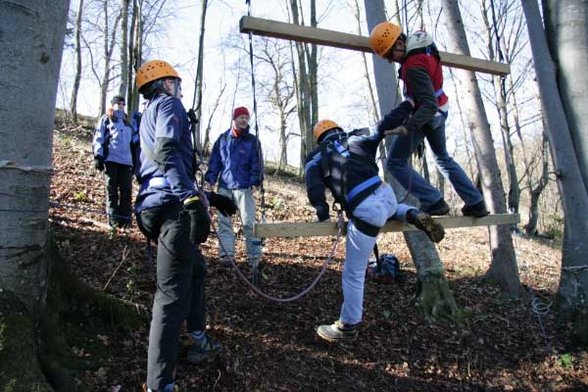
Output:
[
  {"xmin": 104, "ymin": 162, "xmax": 133, "ymax": 226},
  {"xmin": 137, "ymin": 203, "xmax": 207, "ymax": 390}
]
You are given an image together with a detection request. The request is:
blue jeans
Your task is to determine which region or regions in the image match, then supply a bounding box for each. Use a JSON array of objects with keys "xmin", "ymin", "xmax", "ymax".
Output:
[
  {"xmin": 386, "ymin": 112, "xmax": 483, "ymax": 208},
  {"xmin": 340, "ymin": 183, "xmax": 415, "ymax": 325}
]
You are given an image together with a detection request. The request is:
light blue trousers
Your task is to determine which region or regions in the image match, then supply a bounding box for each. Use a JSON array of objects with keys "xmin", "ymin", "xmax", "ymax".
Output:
[
  {"xmin": 340, "ymin": 183, "xmax": 415, "ymax": 325},
  {"xmin": 216, "ymin": 187, "xmax": 262, "ymax": 265}
]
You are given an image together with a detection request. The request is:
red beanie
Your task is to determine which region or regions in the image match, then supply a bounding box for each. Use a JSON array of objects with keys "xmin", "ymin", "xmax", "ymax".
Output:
[{"xmin": 233, "ymin": 106, "xmax": 250, "ymax": 119}]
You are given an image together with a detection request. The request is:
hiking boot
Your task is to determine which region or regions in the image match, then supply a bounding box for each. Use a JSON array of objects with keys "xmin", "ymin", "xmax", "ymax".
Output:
[
  {"xmin": 316, "ymin": 320, "xmax": 359, "ymax": 342},
  {"xmin": 422, "ymin": 198, "xmax": 450, "ymax": 216},
  {"xmin": 462, "ymin": 200, "xmax": 489, "ymax": 218},
  {"xmin": 406, "ymin": 210, "xmax": 445, "ymax": 243},
  {"xmin": 186, "ymin": 333, "xmax": 222, "ymax": 364}
]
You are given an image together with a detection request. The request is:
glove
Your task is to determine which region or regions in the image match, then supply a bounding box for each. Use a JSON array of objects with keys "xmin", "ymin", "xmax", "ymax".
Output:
[
  {"xmin": 207, "ymin": 192, "xmax": 237, "ymax": 216},
  {"xmin": 94, "ymin": 156, "xmax": 105, "ymax": 172},
  {"xmin": 183, "ymin": 195, "xmax": 211, "ymax": 244}
]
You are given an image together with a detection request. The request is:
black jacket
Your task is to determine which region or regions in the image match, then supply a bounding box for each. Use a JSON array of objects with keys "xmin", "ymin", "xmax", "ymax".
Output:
[{"xmin": 305, "ymin": 101, "xmax": 412, "ymax": 221}]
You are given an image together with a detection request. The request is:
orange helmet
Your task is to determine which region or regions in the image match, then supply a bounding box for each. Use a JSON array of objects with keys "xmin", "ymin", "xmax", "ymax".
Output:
[
  {"xmin": 313, "ymin": 120, "xmax": 341, "ymax": 142},
  {"xmin": 136, "ymin": 60, "xmax": 180, "ymax": 90},
  {"xmin": 369, "ymin": 22, "xmax": 402, "ymax": 57}
]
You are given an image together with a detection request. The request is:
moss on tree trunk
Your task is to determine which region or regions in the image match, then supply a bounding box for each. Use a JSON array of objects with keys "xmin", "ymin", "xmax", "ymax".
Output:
[
  {"xmin": 415, "ymin": 272, "xmax": 459, "ymax": 322},
  {"xmin": 0, "ymin": 235, "xmax": 147, "ymax": 390},
  {"xmin": 0, "ymin": 290, "xmax": 53, "ymax": 391}
]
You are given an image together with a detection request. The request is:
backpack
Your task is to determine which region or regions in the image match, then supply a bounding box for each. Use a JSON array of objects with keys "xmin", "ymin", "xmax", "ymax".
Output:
[{"xmin": 367, "ymin": 253, "xmax": 402, "ymax": 283}]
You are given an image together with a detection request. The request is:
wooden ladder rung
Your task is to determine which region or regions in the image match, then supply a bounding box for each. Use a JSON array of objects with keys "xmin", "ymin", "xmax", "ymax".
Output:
[
  {"xmin": 239, "ymin": 16, "xmax": 510, "ymax": 76},
  {"xmin": 254, "ymin": 213, "xmax": 520, "ymax": 238}
]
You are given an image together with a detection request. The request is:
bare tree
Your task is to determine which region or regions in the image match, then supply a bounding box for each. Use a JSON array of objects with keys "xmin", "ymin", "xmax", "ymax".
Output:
[
  {"xmin": 522, "ymin": 0, "xmax": 588, "ymax": 345},
  {"xmin": 98, "ymin": 0, "xmax": 122, "ymax": 114},
  {"xmin": 202, "ymin": 83, "xmax": 226, "ymax": 155},
  {"xmin": 70, "ymin": 0, "xmax": 85, "ymax": 123},
  {"xmin": 119, "ymin": 0, "xmax": 130, "ymax": 97},
  {"xmin": 254, "ymin": 37, "xmax": 297, "ymax": 173},
  {"xmin": 288, "ymin": 0, "xmax": 318, "ymax": 176},
  {"xmin": 190, "ymin": 0, "xmax": 209, "ymax": 151},
  {"xmin": 442, "ymin": 0, "xmax": 522, "ymax": 296},
  {"xmin": 126, "ymin": 0, "xmax": 142, "ymax": 114},
  {"xmin": 523, "ymin": 132, "xmax": 550, "ymax": 236}
]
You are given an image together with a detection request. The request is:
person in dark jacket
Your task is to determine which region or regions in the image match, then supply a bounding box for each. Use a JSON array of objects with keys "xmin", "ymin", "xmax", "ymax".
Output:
[
  {"xmin": 93, "ymin": 95, "xmax": 134, "ymax": 227},
  {"xmin": 305, "ymin": 101, "xmax": 445, "ymax": 342},
  {"xmin": 204, "ymin": 106, "xmax": 264, "ymax": 272},
  {"xmin": 369, "ymin": 22, "xmax": 488, "ymax": 218},
  {"xmin": 134, "ymin": 60, "xmax": 236, "ymax": 392}
]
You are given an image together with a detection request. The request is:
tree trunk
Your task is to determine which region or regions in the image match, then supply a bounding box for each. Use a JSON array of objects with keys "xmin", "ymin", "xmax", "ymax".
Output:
[
  {"xmin": 279, "ymin": 114, "xmax": 288, "ymax": 171},
  {"xmin": 290, "ymin": 0, "xmax": 313, "ymax": 176},
  {"xmin": 543, "ymin": 0, "xmax": 588, "ymax": 193},
  {"xmin": 99, "ymin": 0, "xmax": 122, "ymax": 115},
  {"xmin": 365, "ymin": 0, "xmax": 458, "ymax": 322},
  {"xmin": 0, "ymin": 0, "xmax": 69, "ymax": 386},
  {"xmin": 125, "ymin": 0, "xmax": 143, "ymax": 114},
  {"xmin": 308, "ymin": 0, "xmax": 318, "ymax": 135},
  {"xmin": 522, "ymin": 0, "xmax": 588, "ymax": 345},
  {"xmin": 442, "ymin": 0, "xmax": 522, "ymax": 296},
  {"xmin": 99, "ymin": 0, "xmax": 111, "ymax": 114},
  {"xmin": 126, "ymin": 0, "xmax": 139, "ymax": 113},
  {"xmin": 120, "ymin": 0, "xmax": 130, "ymax": 99},
  {"xmin": 524, "ymin": 134, "xmax": 549, "ymax": 236},
  {"xmin": 70, "ymin": 0, "xmax": 85, "ymax": 123},
  {"xmin": 191, "ymin": 0, "xmax": 208, "ymax": 151}
]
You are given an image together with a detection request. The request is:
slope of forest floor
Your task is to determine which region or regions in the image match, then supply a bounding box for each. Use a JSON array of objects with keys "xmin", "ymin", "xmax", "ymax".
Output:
[{"xmin": 48, "ymin": 120, "xmax": 587, "ymax": 391}]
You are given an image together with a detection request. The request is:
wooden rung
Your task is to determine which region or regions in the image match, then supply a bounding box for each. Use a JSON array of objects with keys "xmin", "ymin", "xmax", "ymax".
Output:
[
  {"xmin": 254, "ymin": 213, "xmax": 519, "ymax": 238},
  {"xmin": 240, "ymin": 16, "xmax": 510, "ymax": 76}
]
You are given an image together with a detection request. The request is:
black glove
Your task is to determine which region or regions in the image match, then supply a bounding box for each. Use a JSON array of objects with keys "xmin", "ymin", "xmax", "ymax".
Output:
[
  {"xmin": 94, "ymin": 156, "xmax": 105, "ymax": 172},
  {"xmin": 183, "ymin": 195, "xmax": 211, "ymax": 244},
  {"xmin": 207, "ymin": 192, "xmax": 237, "ymax": 216}
]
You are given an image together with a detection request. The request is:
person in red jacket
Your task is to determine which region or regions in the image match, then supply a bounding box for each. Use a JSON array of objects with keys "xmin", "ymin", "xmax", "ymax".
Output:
[{"xmin": 369, "ymin": 22, "xmax": 488, "ymax": 218}]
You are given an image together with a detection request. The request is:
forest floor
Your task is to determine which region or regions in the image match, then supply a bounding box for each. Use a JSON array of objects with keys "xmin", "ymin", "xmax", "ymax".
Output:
[{"xmin": 48, "ymin": 120, "xmax": 587, "ymax": 391}]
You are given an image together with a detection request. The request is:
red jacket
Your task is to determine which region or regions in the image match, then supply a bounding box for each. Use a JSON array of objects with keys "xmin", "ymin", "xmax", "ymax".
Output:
[{"xmin": 401, "ymin": 52, "xmax": 448, "ymax": 108}]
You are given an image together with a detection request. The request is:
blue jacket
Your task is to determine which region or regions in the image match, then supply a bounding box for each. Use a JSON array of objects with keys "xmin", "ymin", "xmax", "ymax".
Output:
[
  {"xmin": 93, "ymin": 110, "xmax": 134, "ymax": 166},
  {"xmin": 205, "ymin": 127, "xmax": 263, "ymax": 190},
  {"xmin": 305, "ymin": 101, "xmax": 412, "ymax": 220},
  {"xmin": 134, "ymin": 94, "xmax": 198, "ymax": 213}
]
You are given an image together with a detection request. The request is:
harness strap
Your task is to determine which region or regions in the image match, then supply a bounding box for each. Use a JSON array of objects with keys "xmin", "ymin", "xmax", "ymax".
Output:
[
  {"xmin": 346, "ymin": 176, "xmax": 381, "ymax": 204},
  {"xmin": 352, "ymin": 217, "xmax": 380, "ymax": 237}
]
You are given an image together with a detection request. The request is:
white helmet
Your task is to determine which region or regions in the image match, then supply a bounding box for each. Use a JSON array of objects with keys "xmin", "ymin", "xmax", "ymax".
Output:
[{"xmin": 406, "ymin": 30, "xmax": 435, "ymax": 53}]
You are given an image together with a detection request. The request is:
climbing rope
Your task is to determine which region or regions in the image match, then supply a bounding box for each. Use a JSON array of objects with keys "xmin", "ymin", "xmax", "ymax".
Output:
[{"xmin": 215, "ymin": 212, "xmax": 345, "ymax": 303}]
